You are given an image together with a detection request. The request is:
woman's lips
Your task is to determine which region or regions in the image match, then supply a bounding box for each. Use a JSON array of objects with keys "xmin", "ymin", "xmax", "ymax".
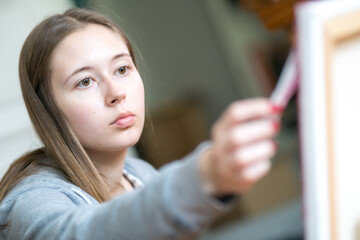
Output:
[{"xmin": 111, "ymin": 113, "xmax": 135, "ymax": 129}]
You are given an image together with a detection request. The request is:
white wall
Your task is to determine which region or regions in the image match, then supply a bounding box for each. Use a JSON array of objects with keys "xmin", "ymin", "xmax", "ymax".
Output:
[{"xmin": 0, "ymin": 0, "xmax": 74, "ymax": 177}]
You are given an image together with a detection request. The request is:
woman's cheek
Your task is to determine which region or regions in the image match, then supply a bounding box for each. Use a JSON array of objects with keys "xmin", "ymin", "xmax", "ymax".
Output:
[{"xmin": 64, "ymin": 101, "xmax": 103, "ymax": 137}]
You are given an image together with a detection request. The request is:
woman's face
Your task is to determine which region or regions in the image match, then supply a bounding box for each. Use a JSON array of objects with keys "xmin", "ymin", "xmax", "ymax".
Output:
[{"xmin": 50, "ymin": 24, "xmax": 145, "ymax": 154}]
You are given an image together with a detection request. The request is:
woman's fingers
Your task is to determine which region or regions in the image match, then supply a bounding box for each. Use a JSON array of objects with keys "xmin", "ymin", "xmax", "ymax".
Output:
[
  {"xmin": 220, "ymin": 98, "xmax": 282, "ymax": 127},
  {"xmin": 200, "ymin": 98, "xmax": 283, "ymax": 196},
  {"xmin": 226, "ymin": 119, "xmax": 280, "ymax": 148},
  {"xmin": 212, "ymin": 98, "xmax": 282, "ymax": 149},
  {"xmin": 241, "ymin": 159, "xmax": 271, "ymax": 181},
  {"xmin": 232, "ymin": 140, "xmax": 277, "ymax": 170},
  {"xmin": 225, "ymin": 141, "xmax": 275, "ymax": 192},
  {"xmin": 234, "ymin": 159, "xmax": 272, "ymax": 192}
]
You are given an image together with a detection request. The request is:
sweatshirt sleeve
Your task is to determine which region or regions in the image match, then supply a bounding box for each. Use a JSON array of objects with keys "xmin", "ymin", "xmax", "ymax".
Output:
[{"xmin": 2, "ymin": 143, "xmax": 234, "ymax": 240}]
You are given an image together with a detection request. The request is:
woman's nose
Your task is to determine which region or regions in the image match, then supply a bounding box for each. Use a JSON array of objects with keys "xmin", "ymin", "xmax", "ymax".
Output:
[{"xmin": 105, "ymin": 80, "xmax": 126, "ymax": 106}]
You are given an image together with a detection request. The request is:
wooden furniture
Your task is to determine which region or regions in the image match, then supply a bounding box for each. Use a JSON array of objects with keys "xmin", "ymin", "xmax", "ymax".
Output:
[{"xmin": 239, "ymin": 0, "xmax": 306, "ymax": 30}]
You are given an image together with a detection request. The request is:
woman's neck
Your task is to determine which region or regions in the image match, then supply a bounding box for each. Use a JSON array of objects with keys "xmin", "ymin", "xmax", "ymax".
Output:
[{"xmin": 85, "ymin": 148, "xmax": 133, "ymax": 198}]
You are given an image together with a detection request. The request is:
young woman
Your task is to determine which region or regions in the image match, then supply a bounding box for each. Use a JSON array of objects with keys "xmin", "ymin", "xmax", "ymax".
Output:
[{"xmin": 0, "ymin": 8, "xmax": 282, "ymax": 240}]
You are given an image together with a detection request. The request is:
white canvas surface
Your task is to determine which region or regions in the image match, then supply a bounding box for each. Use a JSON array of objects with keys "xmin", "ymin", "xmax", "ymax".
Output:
[{"xmin": 332, "ymin": 36, "xmax": 360, "ymax": 240}]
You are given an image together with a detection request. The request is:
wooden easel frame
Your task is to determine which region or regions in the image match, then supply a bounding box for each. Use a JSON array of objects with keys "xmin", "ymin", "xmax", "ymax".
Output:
[
  {"xmin": 296, "ymin": 1, "xmax": 360, "ymax": 240},
  {"xmin": 323, "ymin": 9, "xmax": 360, "ymax": 240}
]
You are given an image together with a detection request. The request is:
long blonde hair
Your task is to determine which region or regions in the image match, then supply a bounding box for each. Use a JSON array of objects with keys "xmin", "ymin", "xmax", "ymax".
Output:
[{"xmin": 0, "ymin": 8, "xmax": 137, "ymax": 208}]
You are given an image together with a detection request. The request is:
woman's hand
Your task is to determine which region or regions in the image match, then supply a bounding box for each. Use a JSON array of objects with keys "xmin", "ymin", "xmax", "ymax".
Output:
[{"xmin": 199, "ymin": 98, "xmax": 283, "ymax": 197}]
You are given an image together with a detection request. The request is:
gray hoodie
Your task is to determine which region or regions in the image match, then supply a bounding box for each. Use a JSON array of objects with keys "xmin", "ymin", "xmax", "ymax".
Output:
[{"xmin": 0, "ymin": 144, "xmax": 231, "ymax": 240}]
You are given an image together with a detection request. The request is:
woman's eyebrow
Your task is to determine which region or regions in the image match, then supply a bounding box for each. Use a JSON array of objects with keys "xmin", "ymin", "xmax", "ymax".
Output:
[
  {"xmin": 64, "ymin": 53, "xmax": 131, "ymax": 84},
  {"xmin": 112, "ymin": 52, "xmax": 131, "ymax": 62},
  {"xmin": 65, "ymin": 66, "xmax": 92, "ymax": 84}
]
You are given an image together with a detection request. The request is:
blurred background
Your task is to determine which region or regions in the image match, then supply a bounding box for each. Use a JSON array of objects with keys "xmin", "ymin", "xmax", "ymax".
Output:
[{"xmin": 0, "ymin": 0, "xmax": 303, "ymax": 239}]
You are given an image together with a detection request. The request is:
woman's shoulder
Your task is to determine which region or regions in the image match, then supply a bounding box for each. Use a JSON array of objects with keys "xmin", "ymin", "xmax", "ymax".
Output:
[
  {"xmin": 1, "ymin": 167, "xmax": 98, "ymax": 209},
  {"xmin": 9, "ymin": 167, "xmax": 75, "ymax": 193}
]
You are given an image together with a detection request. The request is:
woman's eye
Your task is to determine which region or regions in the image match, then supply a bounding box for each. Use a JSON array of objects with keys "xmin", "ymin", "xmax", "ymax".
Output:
[
  {"xmin": 116, "ymin": 66, "xmax": 127, "ymax": 75},
  {"xmin": 77, "ymin": 78, "xmax": 92, "ymax": 88}
]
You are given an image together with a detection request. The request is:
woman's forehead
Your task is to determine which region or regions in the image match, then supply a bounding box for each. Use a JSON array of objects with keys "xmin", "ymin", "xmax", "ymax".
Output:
[
  {"xmin": 53, "ymin": 24, "xmax": 128, "ymax": 57},
  {"xmin": 49, "ymin": 24, "xmax": 130, "ymax": 83},
  {"xmin": 51, "ymin": 24, "xmax": 129, "ymax": 65}
]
